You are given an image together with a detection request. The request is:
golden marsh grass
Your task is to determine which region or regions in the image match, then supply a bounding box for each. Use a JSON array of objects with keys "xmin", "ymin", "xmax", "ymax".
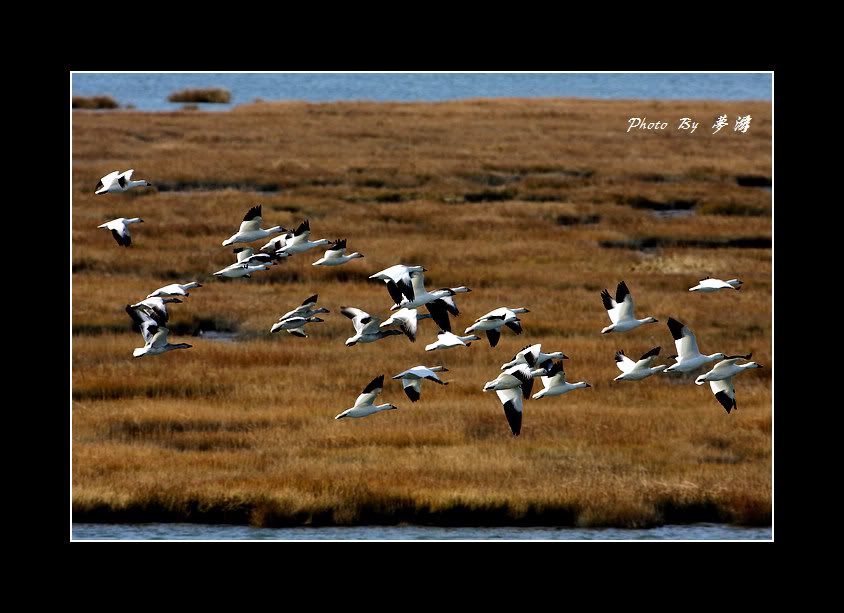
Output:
[{"xmin": 72, "ymin": 98, "xmax": 771, "ymax": 528}]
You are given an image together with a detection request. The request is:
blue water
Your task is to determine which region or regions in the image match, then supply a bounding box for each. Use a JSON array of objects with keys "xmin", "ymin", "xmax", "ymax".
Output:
[
  {"xmin": 72, "ymin": 523, "xmax": 771, "ymax": 541},
  {"xmin": 71, "ymin": 73, "xmax": 772, "ymax": 111}
]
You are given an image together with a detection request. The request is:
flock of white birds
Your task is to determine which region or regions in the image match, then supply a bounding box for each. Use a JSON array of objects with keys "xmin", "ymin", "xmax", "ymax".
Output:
[{"xmin": 94, "ymin": 169, "xmax": 763, "ymax": 437}]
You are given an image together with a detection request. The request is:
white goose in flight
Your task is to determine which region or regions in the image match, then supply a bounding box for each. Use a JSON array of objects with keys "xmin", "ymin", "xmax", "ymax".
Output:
[
  {"xmin": 213, "ymin": 247, "xmax": 273, "ymax": 278},
  {"xmin": 697, "ymin": 356, "xmax": 762, "ymax": 413},
  {"xmin": 424, "ymin": 331, "xmax": 480, "ymax": 351},
  {"xmin": 274, "ymin": 219, "xmax": 331, "ymax": 256},
  {"xmin": 341, "ymin": 307, "xmax": 403, "ymax": 346},
  {"xmin": 501, "ymin": 343, "xmax": 568, "ymax": 371},
  {"xmin": 129, "ymin": 297, "xmax": 182, "ymax": 324},
  {"xmin": 277, "ymin": 294, "xmax": 331, "ymax": 321},
  {"xmin": 695, "ymin": 354, "xmax": 760, "ymax": 385},
  {"xmin": 125, "ymin": 304, "xmax": 192, "ymax": 358},
  {"xmin": 312, "ymin": 239, "xmax": 364, "ymax": 266},
  {"xmin": 232, "ymin": 247, "xmax": 274, "ymax": 267},
  {"xmin": 370, "ymin": 264, "xmax": 426, "ymax": 305},
  {"xmin": 392, "ymin": 365, "xmax": 448, "ymax": 402},
  {"xmin": 600, "ymin": 281, "xmax": 658, "ymax": 333},
  {"xmin": 146, "ymin": 282, "xmax": 202, "ymax": 299},
  {"xmin": 335, "ymin": 375, "xmax": 399, "ymax": 419},
  {"xmin": 379, "ymin": 307, "xmax": 432, "ymax": 342},
  {"xmin": 270, "ymin": 315, "xmax": 324, "ymax": 337},
  {"xmin": 466, "ymin": 307, "xmax": 528, "ymax": 347},
  {"xmin": 222, "ymin": 204, "xmax": 286, "ymax": 246},
  {"xmin": 531, "ymin": 361, "xmax": 591, "ymax": 399},
  {"xmin": 98, "ymin": 217, "xmax": 143, "ymax": 247},
  {"xmin": 259, "ymin": 233, "xmax": 294, "ymax": 260},
  {"xmin": 391, "ymin": 270, "xmax": 471, "ymax": 311},
  {"xmin": 483, "ymin": 364, "xmax": 547, "ymax": 400},
  {"xmin": 125, "ymin": 303, "xmax": 163, "ymax": 341},
  {"xmin": 689, "ymin": 277, "xmax": 744, "ymax": 292},
  {"xmin": 213, "ymin": 263, "xmax": 271, "ymax": 279},
  {"xmin": 95, "ymin": 169, "xmax": 152, "ymax": 194},
  {"xmin": 663, "ymin": 317, "xmax": 728, "ymax": 373},
  {"xmin": 613, "ymin": 346, "xmax": 667, "ymax": 381}
]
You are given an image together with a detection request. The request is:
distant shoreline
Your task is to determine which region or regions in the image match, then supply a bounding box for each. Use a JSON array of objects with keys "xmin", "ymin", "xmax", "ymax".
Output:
[
  {"xmin": 71, "ymin": 94, "xmax": 773, "ymax": 114},
  {"xmin": 73, "ymin": 499, "xmax": 771, "ymax": 529}
]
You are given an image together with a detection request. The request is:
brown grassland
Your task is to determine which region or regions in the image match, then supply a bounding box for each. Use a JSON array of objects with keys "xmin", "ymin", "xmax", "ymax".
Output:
[{"xmin": 72, "ymin": 98, "xmax": 772, "ymax": 529}]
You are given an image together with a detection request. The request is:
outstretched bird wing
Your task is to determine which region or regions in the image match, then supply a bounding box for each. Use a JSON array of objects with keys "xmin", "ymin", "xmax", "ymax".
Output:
[
  {"xmin": 612, "ymin": 281, "xmax": 635, "ymax": 322},
  {"xmin": 667, "ymin": 317, "xmax": 700, "ymax": 359},
  {"xmin": 540, "ymin": 360, "xmax": 566, "ymax": 390},
  {"xmin": 402, "ymin": 378, "xmax": 422, "ymax": 402},
  {"xmin": 126, "ymin": 304, "xmax": 164, "ymax": 343},
  {"xmin": 495, "ymin": 387, "xmax": 523, "ymax": 436},
  {"xmin": 98, "ymin": 171, "xmax": 120, "ymax": 189},
  {"xmin": 634, "ymin": 346, "xmax": 661, "ymax": 369},
  {"xmin": 709, "ymin": 377, "xmax": 736, "ymax": 413},
  {"xmin": 425, "ymin": 300, "xmax": 452, "ymax": 333},
  {"xmin": 341, "ymin": 306, "xmax": 379, "ymax": 334},
  {"xmin": 614, "ymin": 350, "xmax": 636, "ymax": 374},
  {"xmin": 238, "ymin": 204, "xmax": 263, "ymax": 233},
  {"xmin": 355, "ymin": 375, "xmax": 384, "ymax": 407},
  {"xmin": 389, "ymin": 309, "xmax": 419, "ymax": 342},
  {"xmin": 324, "ymin": 239, "xmax": 347, "ymax": 259}
]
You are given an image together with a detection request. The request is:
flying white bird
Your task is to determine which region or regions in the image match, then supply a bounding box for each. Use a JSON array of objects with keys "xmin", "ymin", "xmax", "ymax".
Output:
[
  {"xmin": 369, "ymin": 264, "xmax": 427, "ymax": 305},
  {"xmin": 392, "ymin": 365, "xmax": 448, "ymax": 402},
  {"xmin": 213, "ymin": 247, "xmax": 273, "ymax": 278},
  {"xmin": 335, "ymin": 375, "xmax": 399, "ymax": 419},
  {"xmin": 531, "ymin": 361, "xmax": 591, "ymax": 399},
  {"xmin": 483, "ymin": 365, "xmax": 547, "ymax": 400},
  {"xmin": 379, "ymin": 307, "xmax": 432, "ymax": 342},
  {"xmin": 129, "ymin": 297, "xmax": 182, "ymax": 324},
  {"xmin": 95, "ymin": 169, "xmax": 152, "ymax": 194},
  {"xmin": 97, "ymin": 217, "xmax": 143, "ymax": 247},
  {"xmin": 125, "ymin": 304, "xmax": 192, "ymax": 358},
  {"xmin": 259, "ymin": 233, "xmax": 294, "ymax": 261},
  {"xmin": 270, "ymin": 316, "xmax": 324, "ymax": 337},
  {"xmin": 312, "ymin": 239, "xmax": 364, "ymax": 266},
  {"xmin": 466, "ymin": 307, "xmax": 528, "ymax": 347},
  {"xmin": 222, "ymin": 204, "xmax": 286, "ymax": 246},
  {"xmin": 600, "ymin": 281, "xmax": 658, "ymax": 334},
  {"xmin": 424, "ymin": 331, "xmax": 481, "ymax": 351},
  {"xmin": 341, "ymin": 307, "xmax": 403, "ymax": 347},
  {"xmin": 146, "ymin": 282, "xmax": 202, "ymax": 299},
  {"xmin": 274, "ymin": 219, "xmax": 331, "ymax": 256},
  {"xmin": 277, "ymin": 294, "xmax": 331, "ymax": 321},
  {"xmin": 613, "ymin": 346, "xmax": 667, "ymax": 381},
  {"xmin": 213, "ymin": 262, "xmax": 272, "ymax": 278},
  {"xmin": 485, "ymin": 366, "xmax": 549, "ymax": 436},
  {"xmin": 696, "ymin": 356, "xmax": 762, "ymax": 413},
  {"xmin": 392, "ymin": 270, "xmax": 471, "ymax": 311},
  {"xmin": 695, "ymin": 354, "xmax": 760, "ymax": 385},
  {"xmin": 663, "ymin": 317, "xmax": 728, "ymax": 373},
  {"xmin": 232, "ymin": 247, "xmax": 273, "ymax": 267},
  {"xmin": 500, "ymin": 343, "xmax": 568, "ymax": 371},
  {"xmin": 689, "ymin": 277, "xmax": 743, "ymax": 293}
]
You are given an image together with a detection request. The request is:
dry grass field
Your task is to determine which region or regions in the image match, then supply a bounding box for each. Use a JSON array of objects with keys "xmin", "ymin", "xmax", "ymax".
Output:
[{"xmin": 72, "ymin": 98, "xmax": 772, "ymax": 528}]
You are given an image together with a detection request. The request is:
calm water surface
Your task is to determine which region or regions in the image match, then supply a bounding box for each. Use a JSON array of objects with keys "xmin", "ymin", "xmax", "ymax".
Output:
[
  {"xmin": 71, "ymin": 73, "xmax": 772, "ymax": 111},
  {"xmin": 73, "ymin": 523, "xmax": 771, "ymax": 541}
]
